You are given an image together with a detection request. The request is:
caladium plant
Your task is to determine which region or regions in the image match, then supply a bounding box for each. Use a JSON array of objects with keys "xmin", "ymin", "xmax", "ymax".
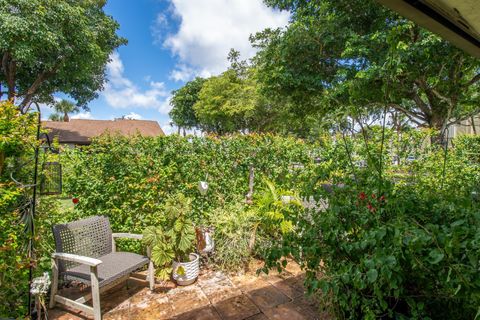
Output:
[{"xmin": 142, "ymin": 193, "xmax": 196, "ymax": 280}]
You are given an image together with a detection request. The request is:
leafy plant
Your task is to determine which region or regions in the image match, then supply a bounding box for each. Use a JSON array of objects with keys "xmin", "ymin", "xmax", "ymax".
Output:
[
  {"xmin": 261, "ymin": 129, "xmax": 480, "ymax": 319},
  {"xmin": 0, "ymin": 0, "xmax": 126, "ymax": 110},
  {"xmin": 254, "ymin": 179, "xmax": 303, "ymax": 237},
  {"xmin": 142, "ymin": 193, "xmax": 196, "ymax": 280},
  {"xmin": 208, "ymin": 200, "xmax": 259, "ymax": 272}
]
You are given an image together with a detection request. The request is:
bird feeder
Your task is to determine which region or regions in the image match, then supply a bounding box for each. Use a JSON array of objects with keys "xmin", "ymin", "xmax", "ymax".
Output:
[{"xmin": 40, "ymin": 162, "xmax": 62, "ymax": 195}]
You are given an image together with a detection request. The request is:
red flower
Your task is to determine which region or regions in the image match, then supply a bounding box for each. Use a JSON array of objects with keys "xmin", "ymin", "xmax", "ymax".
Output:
[
  {"xmin": 379, "ymin": 195, "xmax": 386, "ymax": 202},
  {"xmin": 367, "ymin": 203, "xmax": 376, "ymax": 213},
  {"xmin": 358, "ymin": 192, "xmax": 366, "ymax": 200},
  {"xmin": 72, "ymin": 198, "xmax": 79, "ymax": 204},
  {"xmin": 371, "ymin": 193, "xmax": 377, "ymax": 199}
]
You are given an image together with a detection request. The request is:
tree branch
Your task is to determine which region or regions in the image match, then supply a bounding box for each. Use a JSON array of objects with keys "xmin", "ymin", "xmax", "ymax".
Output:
[
  {"xmin": 410, "ymin": 91, "xmax": 431, "ymax": 119},
  {"xmin": 430, "ymin": 88, "xmax": 452, "ymax": 105},
  {"xmin": 445, "ymin": 108, "xmax": 480, "ymax": 128},
  {"xmin": 389, "ymin": 103, "xmax": 426, "ymax": 126},
  {"xmin": 18, "ymin": 71, "xmax": 48, "ymax": 113},
  {"xmin": 18, "ymin": 60, "xmax": 63, "ymax": 112},
  {"xmin": 468, "ymin": 73, "xmax": 480, "ymax": 86}
]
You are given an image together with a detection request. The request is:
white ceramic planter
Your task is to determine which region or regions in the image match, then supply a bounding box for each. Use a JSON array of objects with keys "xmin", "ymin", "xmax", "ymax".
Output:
[{"xmin": 172, "ymin": 253, "xmax": 199, "ymax": 286}]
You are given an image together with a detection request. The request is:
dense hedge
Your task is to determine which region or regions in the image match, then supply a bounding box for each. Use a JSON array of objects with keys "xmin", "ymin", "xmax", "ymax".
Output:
[
  {"xmin": 262, "ymin": 133, "xmax": 480, "ymax": 319},
  {"xmin": 61, "ymin": 134, "xmax": 320, "ymax": 237}
]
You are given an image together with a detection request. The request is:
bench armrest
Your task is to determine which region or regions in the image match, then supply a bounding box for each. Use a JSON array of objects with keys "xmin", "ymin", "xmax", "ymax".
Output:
[
  {"xmin": 112, "ymin": 233, "xmax": 143, "ymax": 240},
  {"xmin": 52, "ymin": 252, "xmax": 102, "ymax": 267}
]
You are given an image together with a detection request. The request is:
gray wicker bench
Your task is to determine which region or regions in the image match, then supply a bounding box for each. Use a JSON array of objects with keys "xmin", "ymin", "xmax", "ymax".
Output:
[{"xmin": 49, "ymin": 216, "xmax": 154, "ymax": 320}]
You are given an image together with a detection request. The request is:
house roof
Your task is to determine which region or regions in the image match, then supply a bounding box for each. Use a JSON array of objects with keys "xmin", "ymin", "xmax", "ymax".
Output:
[
  {"xmin": 377, "ymin": 0, "xmax": 480, "ymax": 58},
  {"xmin": 43, "ymin": 119, "xmax": 165, "ymax": 144}
]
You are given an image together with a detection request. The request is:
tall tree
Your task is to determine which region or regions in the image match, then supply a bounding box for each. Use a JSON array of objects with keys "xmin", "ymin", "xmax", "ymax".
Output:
[
  {"xmin": 169, "ymin": 77, "xmax": 205, "ymax": 132},
  {"xmin": 193, "ymin": 69, "xmax": 257, "ymax": 134},
  {"xmin": 171, "ymin": 50, "xmax": 281, "ymax": 135},
  {"xmin": 0, "ymin": 0, "xmax": 126, "ymax": 112},
  {"xmin": 49, "ymin": 99, "xmax": 79, "ymax": 122},
  {"xmin": 253, "ymin": 0, "xmax": 480, "ymax": 142}
]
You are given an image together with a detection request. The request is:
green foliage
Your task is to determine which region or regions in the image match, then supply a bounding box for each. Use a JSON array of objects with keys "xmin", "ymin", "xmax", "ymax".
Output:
[
  {"xmin": 0, "ymin": 184, "xmax": 28, "ymax": 316},
  {"xmin": 3, "ymin": 120, "xmax": 478, "ymax": 319},
  {"xmin": 0, "ymin": 193, "xmax": 63, "ymax": 319},
  {"xmin": 254, "ymin": 179, "xmax": 303, "ymax": 237},
  {"xmin": 0, "ymin": 100, "xmax": 72, "ymax": 318},
  {"xmin": 261, "ymin": 129, "xmax": 480, "ymax": 319},
  {"xmin": 169, "ymin": 77, "xmax": 206, "ymax": 131},
  {"xmin": 49, "ymin": 99, "xmax": 80, "ymax": 122},
  {"xmin": 193, "ymin": 69, "xmax": 258, "ymax": 134},
  {"xmin": 61, "ymin": 133, "xmax": 317, "ymax": 242},
  {"xmin": 142, "ymin": 193, "xmax": 196, "ymax": 280},
  {"xmin": 171, "ymin": 50, "xmax": 288, "ymax": 135},
  {"xmin": 0, "ymin": 0, "xmax": 126, "ymax": 109},
  {"xmin": 254, "ymin": 0, "xmax": 480, "ymax": 137},
  {"xmin": 0, "ymin": 101, "xmax": 37, "ymax": 174},
  {"xmin": 207, "ymin": 200, "xmax": 259, "ymax": 271}
]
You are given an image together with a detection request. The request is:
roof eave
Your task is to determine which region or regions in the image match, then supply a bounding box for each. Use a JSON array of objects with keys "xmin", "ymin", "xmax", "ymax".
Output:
[{"xmin": 377, "ymin": 0, "xmax": 480, "ymax": 58}]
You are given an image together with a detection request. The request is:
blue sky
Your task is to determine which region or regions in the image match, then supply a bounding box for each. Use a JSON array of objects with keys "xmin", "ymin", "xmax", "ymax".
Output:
[{"xmin": 44, "ymin": 0, "xmax": 289, "ymax": 134}]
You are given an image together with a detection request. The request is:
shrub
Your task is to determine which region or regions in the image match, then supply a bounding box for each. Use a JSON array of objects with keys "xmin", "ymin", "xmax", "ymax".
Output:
[
  {"xmin": 262, "ymin": 131, "xmax": 480, "ymax": 319},
  {"xmin": 0, "ymin": 101, "xmax": 70, "ymax": 318},
  {"xmin": 208, "ymin": 201, "xmax": 259, "ymax": 272},
  {"xmin": 0, "ymin": 190, "xmax": 67, "ymax": 317}
]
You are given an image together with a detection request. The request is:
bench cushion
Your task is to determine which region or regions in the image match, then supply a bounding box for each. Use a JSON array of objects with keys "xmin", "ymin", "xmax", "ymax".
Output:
[{"xmin": 63, "ymin": 252, "xmax": 149, "ymax": 287}]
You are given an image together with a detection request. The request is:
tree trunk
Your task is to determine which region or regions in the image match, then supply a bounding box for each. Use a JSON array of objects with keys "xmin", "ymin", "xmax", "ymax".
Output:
[
  {"xmin": 2, "ymin": 53, "xmax": 17, "ymax": 102},
  {"xmin": 63, "ymin": 112, "xmax": 69, "ymax": 122},
  {"xmin": 429, "ymin": 114, "xmax": 448, "ymax": 146}
]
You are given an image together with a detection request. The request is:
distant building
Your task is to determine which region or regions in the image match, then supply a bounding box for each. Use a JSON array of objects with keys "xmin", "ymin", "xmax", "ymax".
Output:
[
  {"xmin": 43, "ymin": 119, "xmax": 164, "ymax": 147},
  {"xmin": 448, "ymin": 116, "xmax": 480, "ymax": 142}
]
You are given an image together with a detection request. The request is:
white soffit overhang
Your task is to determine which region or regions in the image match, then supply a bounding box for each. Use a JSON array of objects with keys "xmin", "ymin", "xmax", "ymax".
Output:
[{"xmin": 377, "ymin": 0, "xmax": 480, "ymax": 58}]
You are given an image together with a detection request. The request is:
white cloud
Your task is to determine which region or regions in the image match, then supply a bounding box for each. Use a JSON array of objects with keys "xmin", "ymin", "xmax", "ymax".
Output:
[
  {"xmin": 155, "ymin": 0, "xmax": 289, "ymax": 80},
  {"xmin": 72, "ymin": 112, "xmax": 93, "ymax": 120},
  {"xmin": 124, "ymin": 112, "xmax": 143, "ymax": 120},
  {"xmin": 158, "ymin": 94, "xmax": 173, "ymax": 115},
  {"xmin": 169, "ymin": 64, "xmax": 196, "ymax": 82},
  {"xmin": 103, "ymin": 52, "xmax": 171, "ymax": 114}
]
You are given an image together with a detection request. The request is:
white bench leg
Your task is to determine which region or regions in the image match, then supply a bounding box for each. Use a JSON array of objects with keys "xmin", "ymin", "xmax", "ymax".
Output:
[
  {"xmin": 147, "ymin": 246, "xmax": 155, "ymax": 291},
  {"xmin": 90, "ymin": 266, "xmax": 102, "ymax": 320},
  {"xmin": 49, "ymin": 258, "xmax": 59, "ymax": 309},
  {"xmin": 148, "ymin": 260, "xmax": 155, "ymax": 291}
]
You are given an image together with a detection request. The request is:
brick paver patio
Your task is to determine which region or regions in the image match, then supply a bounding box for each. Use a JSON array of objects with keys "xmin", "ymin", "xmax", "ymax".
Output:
[{"xmin": 49, "ymin": 260, "xmax": 330, "ymax": 320}]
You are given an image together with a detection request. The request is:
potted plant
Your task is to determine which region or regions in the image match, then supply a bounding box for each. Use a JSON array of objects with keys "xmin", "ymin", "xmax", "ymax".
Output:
[{"xmin": 143, "ymin": 193, "xmax": 199, "ymax": 285}]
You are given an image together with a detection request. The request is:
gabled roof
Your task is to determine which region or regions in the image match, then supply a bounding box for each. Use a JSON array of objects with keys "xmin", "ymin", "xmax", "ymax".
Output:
[{"xmin": 43, "ymin": 119, "xmax": 164, "ymax": 144}]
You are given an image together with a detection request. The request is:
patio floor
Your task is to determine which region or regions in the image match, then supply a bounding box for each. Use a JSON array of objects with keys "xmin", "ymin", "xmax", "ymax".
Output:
[{"xmin": 49, "ymin": 260, "xmax": 330, "ymax": 320}]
